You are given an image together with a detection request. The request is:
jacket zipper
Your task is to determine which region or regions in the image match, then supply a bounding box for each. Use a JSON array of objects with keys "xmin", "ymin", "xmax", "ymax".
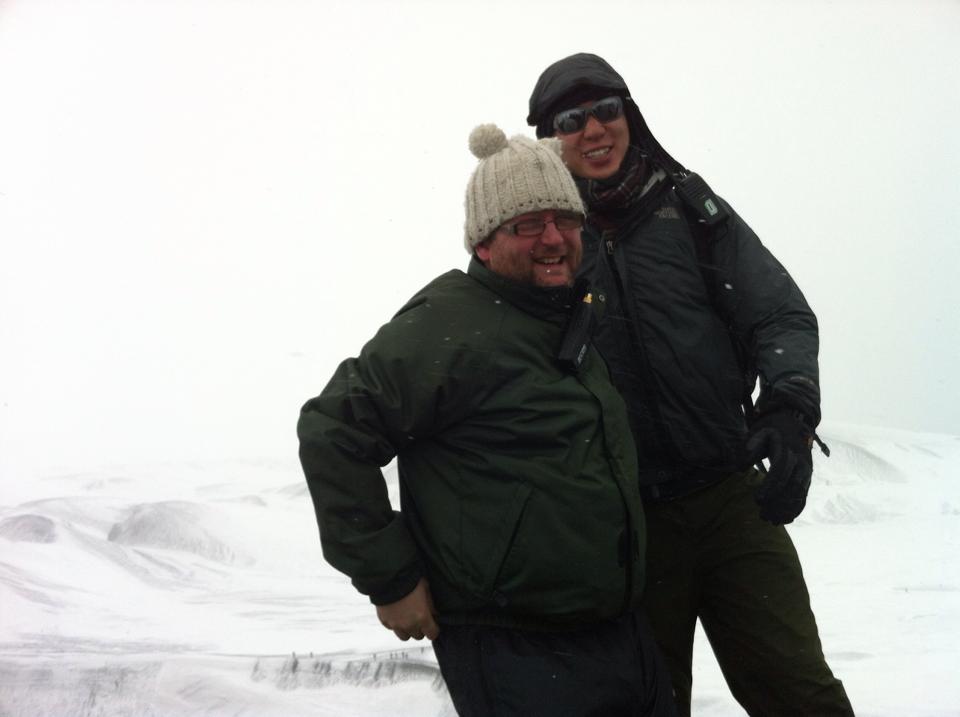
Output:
[{"xmin": 602, "ymin": 231, "xmax": 679, "ymax": 466}]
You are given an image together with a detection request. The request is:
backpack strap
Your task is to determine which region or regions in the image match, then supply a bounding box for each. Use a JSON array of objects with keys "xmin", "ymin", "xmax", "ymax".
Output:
[
  {"xmin": 674, "ymin": 171, "xmax": 728, "ymax": 227},
  {"xmin": 672, "ymin": 172, "xmax": 759, "ymax": 423},
  {"xmin": 673, "ymin": 171, "xmax": 829, "ymax": 456}
]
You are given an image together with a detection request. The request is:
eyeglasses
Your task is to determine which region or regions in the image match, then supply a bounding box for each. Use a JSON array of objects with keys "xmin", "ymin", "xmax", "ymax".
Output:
[
  {"xmin": 552, "ymin": 96, "xmax": 624, "ymax": 135},
  {"xmin": 501, "ymin": 212, "xmax": 583, "ymax": 237}
]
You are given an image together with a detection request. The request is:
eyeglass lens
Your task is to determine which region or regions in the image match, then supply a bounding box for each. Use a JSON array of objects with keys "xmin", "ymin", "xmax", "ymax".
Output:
[
  {"xmin": 511, "ymin": 214, "xmax": 583, "ymax": 237},
  {"xmin": 553, "ymin": 96, "xmax": 623, "ymax": 135}
]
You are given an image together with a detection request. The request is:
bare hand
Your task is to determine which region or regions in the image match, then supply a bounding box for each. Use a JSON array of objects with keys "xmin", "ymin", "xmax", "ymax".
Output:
[{"xmin": 375, "ymin": 577, "xmax": 440, "ymax": 641}]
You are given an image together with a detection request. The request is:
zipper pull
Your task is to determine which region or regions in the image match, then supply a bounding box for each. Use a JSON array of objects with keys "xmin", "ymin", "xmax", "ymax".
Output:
[{"xmin": 605, "ymin": 239, "xmax": 615, "ymax": 255}]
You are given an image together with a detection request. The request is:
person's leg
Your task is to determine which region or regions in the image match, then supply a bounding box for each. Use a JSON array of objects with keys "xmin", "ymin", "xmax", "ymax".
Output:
[
  {"xmin": 697, "ymin": 470, "xmax": 853, "ymax": 716},
  {"xmin": 641, "ymin": 498, "xmax": 700, "ymax": 716},
  {"xmin": 433, "ymin": 625, "xmax": 496, "ymax": 717},
  {"xmin": 433, "ymin": 618, "xmax": 677, "ymax": 717},
  {"xmin": 628, "ymin": 609, "xmax": 680, "ymax": 717}
]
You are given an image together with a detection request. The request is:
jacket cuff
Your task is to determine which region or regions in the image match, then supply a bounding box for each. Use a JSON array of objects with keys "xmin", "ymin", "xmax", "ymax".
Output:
[
  {"xmin": 753, "ymin": 399, "xmax": 815, "ymax": 431},
  {"xmin": 760, "ymin": 377, "xmax": 820, "ymax": 427},
  {"xmin": 366, "ymin": 566, "xmax": 423, "ymax": 607}
]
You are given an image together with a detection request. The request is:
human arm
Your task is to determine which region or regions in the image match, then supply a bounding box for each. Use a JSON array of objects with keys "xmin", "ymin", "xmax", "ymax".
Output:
[
  {"xmin": 297, "ymin": 301, "xmax": 445, "ymax": 605},
  {"xmin": 710, "ymin": 202, "xmax": 822, "ymax": 523},
  {"xmin": 711, "ymin": 201, "xmax": 821, "ymax": 424},
  {"xmin": 297, "ymin": 283, "xmax": 485, "ymax": 607},
  {"xmin": 298, "ymin": 352, "xmax": 423, "ymax": 604}
]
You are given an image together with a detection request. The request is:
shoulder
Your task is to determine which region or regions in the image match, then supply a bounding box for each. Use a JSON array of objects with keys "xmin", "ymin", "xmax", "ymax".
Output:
[
  {"xmin": 621, "ymin": 189, "xmax": 691, "ymax": 240},
  {"xmin": 365, "ymin": 270, "xmax": 506, "ymax": 366},
  {"xmin": 392, "ymin": 269, "xmax": 506, "ymax": 325}
]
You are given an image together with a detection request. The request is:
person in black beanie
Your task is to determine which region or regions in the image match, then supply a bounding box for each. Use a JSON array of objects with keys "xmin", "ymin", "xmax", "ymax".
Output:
[{"xmin": 527, "ymin": 53, "xmax": 854, "ymax": 716}]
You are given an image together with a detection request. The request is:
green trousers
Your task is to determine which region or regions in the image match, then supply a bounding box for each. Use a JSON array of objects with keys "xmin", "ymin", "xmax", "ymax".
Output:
[{"xmin": 641, "ymin": 469, "xmax": 853, "ymax": 716}]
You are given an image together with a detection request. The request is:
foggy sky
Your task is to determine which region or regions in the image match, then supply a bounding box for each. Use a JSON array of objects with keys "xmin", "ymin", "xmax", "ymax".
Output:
[{"xmin": 1, "ymin": 0, "xmax": 958, "ymax": 478}]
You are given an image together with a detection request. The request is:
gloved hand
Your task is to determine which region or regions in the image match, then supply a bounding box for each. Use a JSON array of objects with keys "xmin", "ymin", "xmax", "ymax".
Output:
[{"xmin": 744, "ymin": 409, "xmax": 815, "ymax": 525}]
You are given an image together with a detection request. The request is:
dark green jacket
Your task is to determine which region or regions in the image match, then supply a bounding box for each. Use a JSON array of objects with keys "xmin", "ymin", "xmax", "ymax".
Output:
[{"xmin": 298, "ymin": 259, "xmax": 645, "ymax": 627}]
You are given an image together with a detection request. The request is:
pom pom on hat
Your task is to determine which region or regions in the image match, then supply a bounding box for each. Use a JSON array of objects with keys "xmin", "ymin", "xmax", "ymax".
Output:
[{"xmin": 469, "ymin": 124, "xmax": 509, "ymax": 159}]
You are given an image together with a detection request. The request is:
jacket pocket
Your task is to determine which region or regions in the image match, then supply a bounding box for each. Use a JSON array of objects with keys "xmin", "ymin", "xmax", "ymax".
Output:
[{"xmin": 471, "ymin": 482, "xmax": 533, "ymax": 599}]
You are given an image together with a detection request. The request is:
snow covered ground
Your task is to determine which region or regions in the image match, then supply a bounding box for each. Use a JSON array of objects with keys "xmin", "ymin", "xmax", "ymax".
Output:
[{"xmin": 1, "ymin": 422, "xmax": 958, "ymax": 716}]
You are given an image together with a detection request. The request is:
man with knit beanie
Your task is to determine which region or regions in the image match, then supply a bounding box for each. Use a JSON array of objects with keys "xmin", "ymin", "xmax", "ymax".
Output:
[
  {"xmin": 527, "ymin": 53, "xmax": 853, "ymax": 716},
  {"xmin": 298, "ymin": 124, "xmax": 677, "ymax": 715}
]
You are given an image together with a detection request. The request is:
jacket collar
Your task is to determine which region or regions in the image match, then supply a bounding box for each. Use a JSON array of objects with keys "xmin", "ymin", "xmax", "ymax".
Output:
[{"xmin": 467, "ymin": 257, "xmax": 581, "ymax": 323}]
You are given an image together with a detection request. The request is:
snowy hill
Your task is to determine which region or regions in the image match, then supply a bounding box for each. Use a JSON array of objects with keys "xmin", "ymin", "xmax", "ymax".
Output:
[{"xmin": 1, "ymin": 425, "xmax": 958, "ymax": 716}]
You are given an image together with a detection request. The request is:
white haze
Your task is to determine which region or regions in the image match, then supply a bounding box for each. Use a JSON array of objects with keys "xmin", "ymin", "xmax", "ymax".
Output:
[
  {"xmin": 1, "ymin": 1, "xmax": 959, "ymax": 715},
  {"xmin": 0, "ymin": 0, "xmax": 958, "ymax": 477}
]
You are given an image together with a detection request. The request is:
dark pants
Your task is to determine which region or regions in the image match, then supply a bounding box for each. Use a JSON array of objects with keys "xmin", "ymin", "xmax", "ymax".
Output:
[
  {"xmin": 642, "ymin": 469, "xmax": 854, "ymax": 716},
  {"xmin": 433, "ymin": 609, "xmax": 678, "ymax": 717}
]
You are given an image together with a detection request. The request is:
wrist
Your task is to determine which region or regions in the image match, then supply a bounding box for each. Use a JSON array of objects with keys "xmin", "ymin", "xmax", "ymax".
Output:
[{"xmin": 368, "ymin": 568, "xmax": 423, "ymax": 607}]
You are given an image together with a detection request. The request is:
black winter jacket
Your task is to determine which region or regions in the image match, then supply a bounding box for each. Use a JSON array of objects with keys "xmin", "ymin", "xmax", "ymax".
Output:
[{"xmin": 528, "ymin": 54, "xmax": 821, "ymax": 497}]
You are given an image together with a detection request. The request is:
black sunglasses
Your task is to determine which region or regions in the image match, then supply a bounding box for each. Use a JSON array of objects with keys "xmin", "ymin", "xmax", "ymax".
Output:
[{"xmin": 552, "ymin": 96, "xmax": 624, "ymax": 135}]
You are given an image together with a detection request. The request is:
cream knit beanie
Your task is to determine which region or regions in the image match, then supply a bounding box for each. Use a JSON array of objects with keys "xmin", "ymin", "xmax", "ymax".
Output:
[{"xmin": 463, "ymin": 124, "xmax": 585, "ymax": 252}]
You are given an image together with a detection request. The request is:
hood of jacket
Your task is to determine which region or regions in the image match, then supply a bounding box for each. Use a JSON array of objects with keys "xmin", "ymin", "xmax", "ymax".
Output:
[{"xmin": 526, "ymin": 53, "xmax": 686, "ymax": 177}]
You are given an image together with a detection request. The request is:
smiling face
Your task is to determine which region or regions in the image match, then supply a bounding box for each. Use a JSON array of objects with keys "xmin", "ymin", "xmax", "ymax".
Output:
[
  {"xmin": 554, "ymin": 99, "xmax": 630, "ymax": 181},
  {"xmin": 475, "ymin": 209, "xmax": 583, "ymax": 288}
]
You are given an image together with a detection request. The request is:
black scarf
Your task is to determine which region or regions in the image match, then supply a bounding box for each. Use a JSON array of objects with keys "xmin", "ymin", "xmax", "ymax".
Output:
[{"xmin": 575, "ymin": 146, "xmax": 670, "ymax": 234}]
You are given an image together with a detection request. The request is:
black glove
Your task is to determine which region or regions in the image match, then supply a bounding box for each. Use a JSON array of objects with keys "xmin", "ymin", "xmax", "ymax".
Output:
[{"xmin": 744, "ymin": 409, "xmax": 815, "ymax": 525}]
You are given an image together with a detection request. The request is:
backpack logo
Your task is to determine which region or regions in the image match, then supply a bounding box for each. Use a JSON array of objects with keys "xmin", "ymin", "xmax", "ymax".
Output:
[
  {"xmin": 655, "ymin": 206, "xmax": 681, "ymax": 220},
  {"xmin": 704, "ymin": 199, "xmax": 719, "ymax": 217}
]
